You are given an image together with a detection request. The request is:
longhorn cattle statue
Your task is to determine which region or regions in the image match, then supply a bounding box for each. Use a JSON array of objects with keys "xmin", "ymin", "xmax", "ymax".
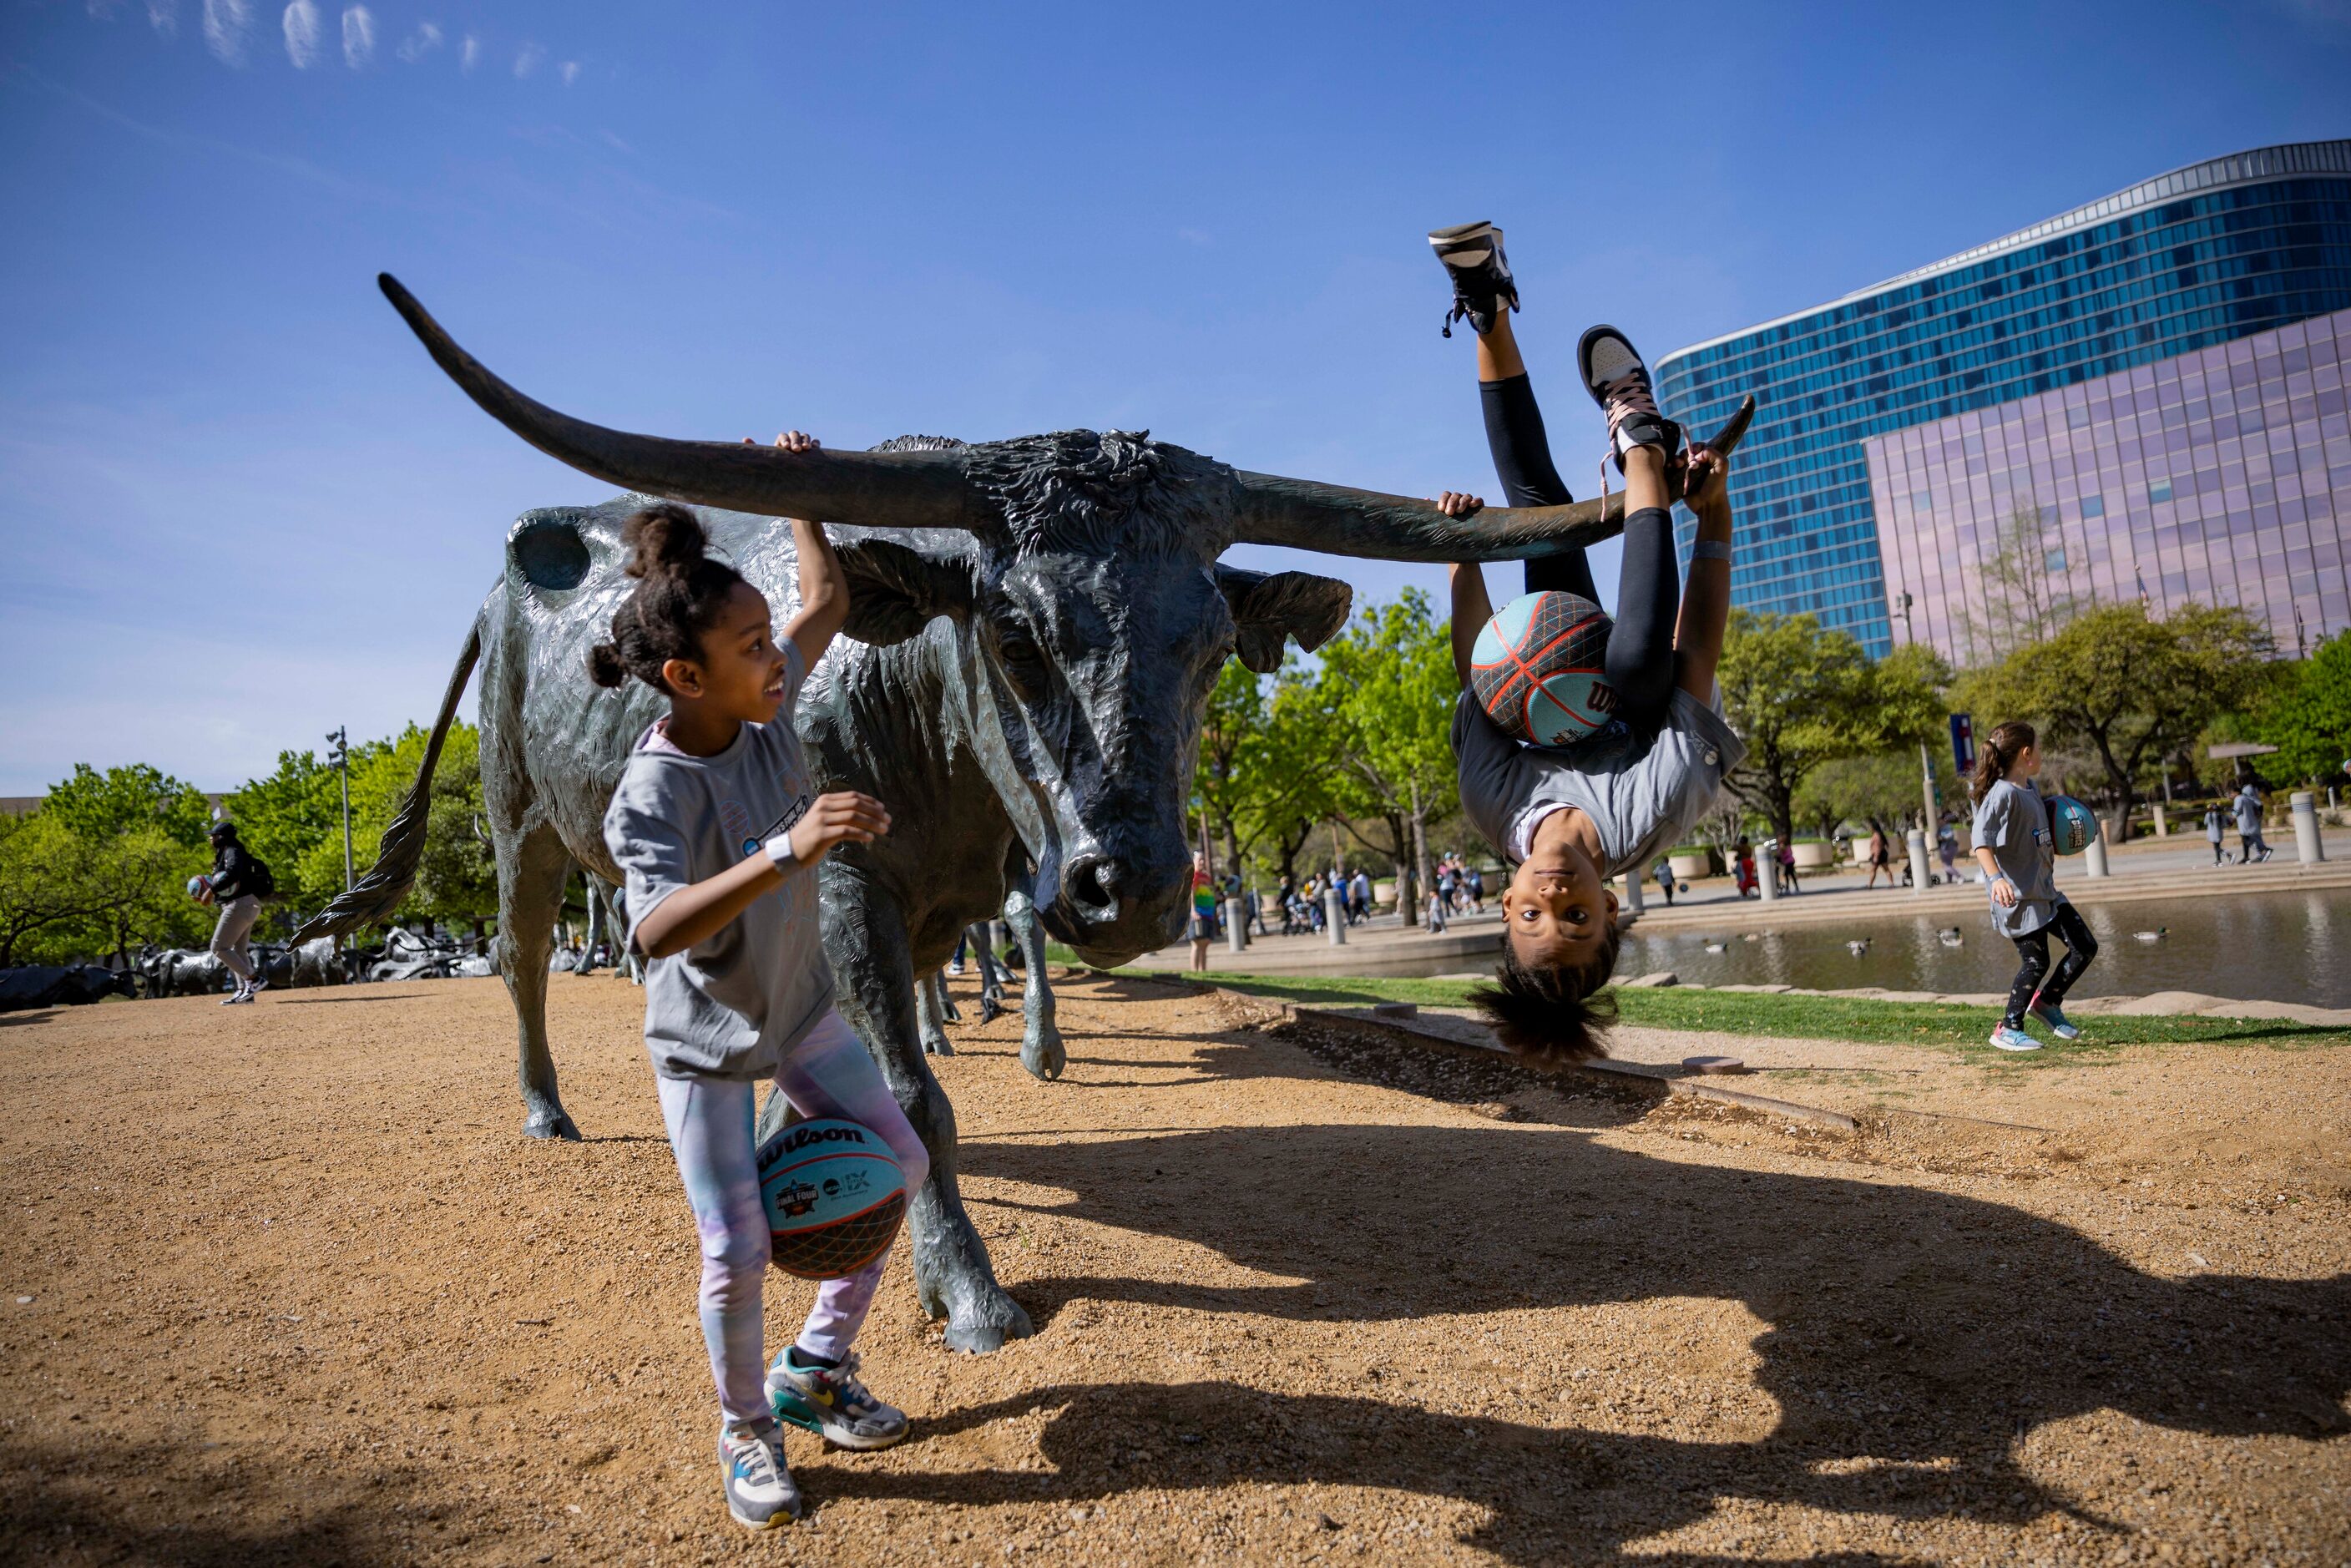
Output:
[{"xmin": 301, "ymin": 275, "xmax": 1752, "ymax": 1351}]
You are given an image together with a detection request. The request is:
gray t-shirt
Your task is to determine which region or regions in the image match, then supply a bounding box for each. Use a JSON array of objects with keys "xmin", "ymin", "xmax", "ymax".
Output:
[
  {"xmin": 2233, "ymin": 790, "xmax": 2263, "ymax": 832},
  {"xmin": 602, "ymin": 645, "xmax": 832, "ymax": 1081},
  {"xmin": 1451, "ymin": 687, "xmax": 1747, "ymax": 878},
  {"xmin": 1971, "ymin": 778, "xmax": 2060, "ymax": 938}
]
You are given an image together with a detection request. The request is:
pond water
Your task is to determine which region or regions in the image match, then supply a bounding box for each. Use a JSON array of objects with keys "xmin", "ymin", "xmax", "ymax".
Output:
[
  {"xmin": 1614, "ymin": 888, "xmax": 2349, "ymax": 1009},
  {"xmin": 1346, "ymin": 888, "xmax": 2348, "ymax": 1008}
]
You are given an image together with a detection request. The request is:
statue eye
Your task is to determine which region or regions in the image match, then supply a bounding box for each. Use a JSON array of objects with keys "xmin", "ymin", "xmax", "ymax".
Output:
[{"xmin": 996, "ymin": 624, "xmax": 1049, "ymax": 695}]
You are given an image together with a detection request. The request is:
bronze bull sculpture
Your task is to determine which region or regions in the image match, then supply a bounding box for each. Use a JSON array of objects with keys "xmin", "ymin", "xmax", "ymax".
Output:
[{"xmin": 301, "ymin": 276, "xmax": 1752, "ymax": 1350}]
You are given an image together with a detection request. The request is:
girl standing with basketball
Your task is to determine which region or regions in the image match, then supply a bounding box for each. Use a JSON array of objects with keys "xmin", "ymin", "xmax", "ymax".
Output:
[
  {"xmin": 594, "ymin": 433, "xmax": 929, "ymax": 1530},
  {"xmin": 1427, "ymin": 224, "xmax": 1746, "ymax": 1060},
  {"xmin": 1968, "ymin": 720, "xmax": 2098, "ymax": 1052}
]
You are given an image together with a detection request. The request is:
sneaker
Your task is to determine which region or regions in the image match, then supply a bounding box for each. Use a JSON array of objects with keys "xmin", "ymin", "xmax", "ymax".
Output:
[
  {"xmin": 1428, "ymin": 221, "xmax": 1519, "ymax": 339},
  {"xmin": 716, "ymin": 1419, "xmax": 801, "ymax": 1530},
  {"xmin": 1988, "ymin": 1024, "xmax": 2043, "ymax": 1053},
  {"xmin": 221, "ymin": 989, "xmax": 252, "ymax": 1006},
  {"xmin": 1576, "ymin": 324, "xmax": 1681, "ymax": 470},
  {"xmin": 945, "ymin": 960, "xmax": 963, "ymax": 976},
  {"xmin": 248, "ymin": 976, "xmax": 269, "ymax": 995},
  {"xmin": 768, "ymin": 1347, "xmax": 908, "ymax": 1451},
  {"xmin": 2029, "ymin": 999, "xmax": 2081, "ymax": 1041}
]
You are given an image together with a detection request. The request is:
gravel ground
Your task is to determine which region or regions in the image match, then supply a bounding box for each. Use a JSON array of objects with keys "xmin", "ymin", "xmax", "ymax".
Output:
[{"xmin": 1, "ymin": 972, "xmax": 2345, "ymax": 1565}]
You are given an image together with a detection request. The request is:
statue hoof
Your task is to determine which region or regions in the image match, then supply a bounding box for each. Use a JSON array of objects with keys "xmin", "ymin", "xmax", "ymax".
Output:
[
  {"xmin": 978, "ymin": 996, "xmax": 1004, "ymax": 1026},
  {"xmin": 922, "ymin": 1035, "xmax": 955, "ymax": 1058},
  {"xmin": 523, "ymin": 1110, "xmax": 583, "ymax": 1141},
  {"xmin": 942, "ymin": 1297, "xmax": 1034, "ymax": 1354}
]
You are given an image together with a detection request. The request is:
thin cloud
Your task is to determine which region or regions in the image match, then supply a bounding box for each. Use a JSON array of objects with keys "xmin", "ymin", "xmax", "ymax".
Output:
[
  {"xmin": 513, "ymin": 41, "xmax": 544, "ymax": 78},
  {"xmin": 599, "ymin": 129, "xmax": 633, "ymax": 155},
  {"xmin": 459, "ymin": 32, "xmax": 480, "ymax": 71},
  {"xmin": 340, "ymin": 4, "xmax": 372, "ymax": 68},
  {"xmin": 559, "ymin": 60, "xmax": 579, "ymax": 86},
  {"xmin": 202, "ymin": 0, "xmax": 250, "ymax": 63},
  {"xmin": 396, "ymin": 20, "xmax": 440, "ymax": 62},
  {"xmin": 86, "ymin": 1, "xmax": 126, "ymax": 18},
  {"xmin": 281, "ymin": 0, "xmax": 320, "ymax": 68},
  {"xmin": 148, "ymin": 0, "xmax": 178, "ymax": 34}
]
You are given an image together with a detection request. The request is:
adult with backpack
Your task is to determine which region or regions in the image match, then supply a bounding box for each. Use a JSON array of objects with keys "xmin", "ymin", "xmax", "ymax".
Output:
[{"xmin": 197, "ymin": 820, "xmax": 276, "ymax": 1004}]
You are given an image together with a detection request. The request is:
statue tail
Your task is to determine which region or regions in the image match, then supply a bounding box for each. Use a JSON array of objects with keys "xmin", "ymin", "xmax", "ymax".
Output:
[{"xmin": 290, "ymin": 620, "xmax": 483, "ymax": 943}]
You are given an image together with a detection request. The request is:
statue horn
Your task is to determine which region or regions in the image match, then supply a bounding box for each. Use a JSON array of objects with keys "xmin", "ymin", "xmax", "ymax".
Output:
[
  {"xmin": 377, "ymin": 274, "xmax": 973, "ymax": 529},
  {"xmin": 1228, "ymin": 396, "xmax": 1756, "ymax": 561}
]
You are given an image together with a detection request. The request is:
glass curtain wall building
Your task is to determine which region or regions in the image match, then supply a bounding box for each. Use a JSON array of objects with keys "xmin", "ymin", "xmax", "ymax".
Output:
[
  {"xmin": 1655, "ymin": 141, "xmax": 2351, "ymax": 655},
  {"xmin": 1866, "ymin": 307, "xmax": 2351, "ymax": 665}
]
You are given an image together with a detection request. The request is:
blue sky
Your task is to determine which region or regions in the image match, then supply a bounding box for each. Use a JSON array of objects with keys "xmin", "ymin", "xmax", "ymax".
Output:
[{"xmin": 2, "ymin": 0, "xmax": 2346, "ymax": 793}]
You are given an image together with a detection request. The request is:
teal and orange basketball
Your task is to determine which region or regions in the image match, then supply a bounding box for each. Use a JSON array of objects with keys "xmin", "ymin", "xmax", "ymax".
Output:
[
  {"xmin": 757, "ymin": 1117, "xmax": 908, "ymax": 1280},
  {"xmin": 2050, "ymin": 795, "xmax": 2101, "ymax": 855},
  {"xmin": 1469, "ymin": 590, "xmax": 1616, "ymax": 746}
]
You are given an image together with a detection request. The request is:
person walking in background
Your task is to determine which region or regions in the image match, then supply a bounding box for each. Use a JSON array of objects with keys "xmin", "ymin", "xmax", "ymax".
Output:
[
  {"xmin": 1189, "ymin": 852, "xmax": 1216, "ymax": 971},
  {"xmin": 1464, "ymin": 863, "xmax": 1485, "ymax": 913},
  {"xmin": 2234, "ymin": 782, "xmax": 2273, "ymax": 862},
  {"xmin": 1864, "ymin": 827, "xmax": 1893, "ymax": 889},
  {"xmin": 200, "ymin": 820, "xmax": 276, "ymax": 1004},
  {"xmin": 1777, "ymin": 839, "xmax": 1800, "ymax": 894},
  {"xmin": 1969, "ymin": 721, "xmax": 2097, "ymax": 1054},
  {"xmin": 2203, "ymin": 802, "xmax": 2228, "ymax": 866},
  {"xmin": 1937, "ymin": 822, "xmax": 1959, "ymax": 883},
  {"xmin": 1653, "ymin": 857, "xmax": 1676, "ymax": 907},
  {"xmin": 1733, "ymin": 837, "xmax": 1757, "ymax": 898},
  {"xmin": 1350, "ymin": 867, "xmax": 1371, "ymax": 924}
]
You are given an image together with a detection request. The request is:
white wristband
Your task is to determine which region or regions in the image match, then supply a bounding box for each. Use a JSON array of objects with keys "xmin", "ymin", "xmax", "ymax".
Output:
[{"xmin": 764, "ymin": 832, "xmax": 800, "ymax": 870}]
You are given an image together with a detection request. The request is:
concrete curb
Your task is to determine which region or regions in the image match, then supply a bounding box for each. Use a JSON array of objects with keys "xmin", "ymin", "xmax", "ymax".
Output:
[{"xmin": 1105, "ymin": 969, "xmax": 1859, "ymax": 1134}]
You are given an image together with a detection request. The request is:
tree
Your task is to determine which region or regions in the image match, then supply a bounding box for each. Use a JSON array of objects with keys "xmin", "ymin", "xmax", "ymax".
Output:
[
  {"xmin": 1716, "ymin": 609, "xmax": 1949, "ymax": 849},
  {"xmin": 1952, "ymin": 502, "xmax": 2084, "ymax": 664},
  {"xmin": 2257, "ymin": 630, "xmax": 2351, "ymax": 785},
  {"xmin": 1311, "ymin": 589, "xmax": 1459, "ymax": 923},
  {"xmin": 43, "ymin": 762, "xmax": 212, "ymax": 848},
  {"xmin": 0, "ymin": 812, "xmax": 100, "ymax": 967},
  {"xmin": 73, "ymin": 827, "xmax": 205, "ymax": 969},
  {"xmin": 322, "ymin": 722, "xmax": 498, "ymax": 935},
  {"xmin": 1795, "ymin": 751, "xmax": 1935, "ymax": 839},
  {"xmin": 1960, "ymin": 601, "xmax": 2275, "ymax": 840}
]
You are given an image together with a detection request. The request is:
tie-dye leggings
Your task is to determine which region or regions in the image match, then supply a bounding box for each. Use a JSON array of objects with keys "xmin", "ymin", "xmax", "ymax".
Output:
[{"xmin": 655, "ymin": 1009, "xmax": 930, "ymax": 1425}]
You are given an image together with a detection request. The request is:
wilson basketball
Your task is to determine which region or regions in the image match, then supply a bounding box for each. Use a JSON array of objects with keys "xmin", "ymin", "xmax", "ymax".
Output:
[
  {"xmin": 2050, "ymin": 795, "xmax": 2101, "ymax": 856},
  {"xmin": 756, "ymin": 1116, "xmax": 908, "ymax": 1280},
  {"xmin": 1470, "ymin": 590, "xmax": 1616, "ymax": 745},
  {"xmin": 186, "ymin": 875, "xmax": 211, "ymax": 901}
]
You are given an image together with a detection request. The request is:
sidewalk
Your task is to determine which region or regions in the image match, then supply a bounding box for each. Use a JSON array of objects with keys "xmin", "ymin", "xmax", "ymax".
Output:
[{"xmin": 1129, "ymin": 906, "xmax": 1507, "ymax": 976}]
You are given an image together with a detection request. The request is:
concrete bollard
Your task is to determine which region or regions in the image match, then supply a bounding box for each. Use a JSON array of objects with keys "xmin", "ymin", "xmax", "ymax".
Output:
[
  {"xmin": 1225, "ymin": 897, "xmax": 1248, "ymax": 952},
  {"xmin": 2293, "ymin": 792, "xmax": 2325, "ymax": 862},
  {"xmin": 1755, "ymin": 840, "xmax": 1778, "ymax": 905},
  {"xmin": 2151, "ymin": 802, "xmax": 2168, "ymax": 837},
  {"xmin": 2084, "ymin": 832, "xmax": 2110, "ymax": 878},
  {"xmin": 1621, "ymin": 868, "xmax": 1645, "ymax": 915},
  {"xmin": 1324, "ymin": 886, "xmax": 1347, "ymax": 944},
  {"xmin": 1906, "ymin": 828, "xmax": 1931, "ymax": 893}
]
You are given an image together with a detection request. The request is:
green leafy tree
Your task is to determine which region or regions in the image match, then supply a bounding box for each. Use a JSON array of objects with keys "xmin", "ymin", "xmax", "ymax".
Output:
[
  {"xmin": 66, "ymin": 826, "xmax": 206, "ymax": 968},
  {"xmin": 43, "ymin": 763, "xmax": 212, "ymax": 847},
  {"xmin": 0, "ymin": 812, "xmax": 100, "ymax": 967},
  {"xmin": 1243, "ymin": 668, "xmax": 1346, "ymax": 887},
  {"xmin": 319, "ymin": 722, "xmax": 498, "ymax": 936},
  {"xmin": 1961, "ymin": 602, "xmax": 2275, "ymax": 840},
  {"xmin": 1794, "ymin": 751, "xmax": 1934, "ymax": 839},
  {"xmin": 2257, "ymin": 630, "xmax": 2351, "ymax": 785},
  {"xmin": 1717, "ymin": 610, "xmax": 1949, "ymax": 849},
  {"xmin": 1312, "ymin": 589, "xmax": 1459, "ymax": 923}
]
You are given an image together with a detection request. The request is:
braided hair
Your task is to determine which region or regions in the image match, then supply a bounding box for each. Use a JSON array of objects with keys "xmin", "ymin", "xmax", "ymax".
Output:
[{"xmin": 587, "ymin": 505, "xmax": 749, "ymax": 691}]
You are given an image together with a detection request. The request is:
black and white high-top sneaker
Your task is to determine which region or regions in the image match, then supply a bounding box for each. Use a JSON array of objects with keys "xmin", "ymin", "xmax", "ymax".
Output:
[
  {"xmin": 1577, "ymin": 323, "xmax": 1682, "ymax": 471},
  {"xmin": 1428, "ymin": 221, "xmax": 1519, "ymax": 338}
]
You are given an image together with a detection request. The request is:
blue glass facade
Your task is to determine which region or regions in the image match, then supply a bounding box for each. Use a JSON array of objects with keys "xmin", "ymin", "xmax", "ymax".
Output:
[{"xmin": 1656, "ymin": 141, "xmax": 2351, "ymax": 655}]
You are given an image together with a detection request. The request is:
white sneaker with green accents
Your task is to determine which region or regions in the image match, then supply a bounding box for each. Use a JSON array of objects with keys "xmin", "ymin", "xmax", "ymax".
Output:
[
  {"xmin": 768, "ymin": 1348, "xmax": 908, "ymax": 1451},
  {"xmin": 717, "ymin": 1419, "xmax": 801, "ymax": 1530}
]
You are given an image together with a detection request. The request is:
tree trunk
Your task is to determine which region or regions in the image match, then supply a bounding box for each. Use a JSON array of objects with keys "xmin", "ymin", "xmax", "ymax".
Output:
[
  {"xmin": 1769, "ymin": 780, "xmax": 1795, "ymax": 852},
  {"xmin": 1390, "ymin": 810, "xmax": 1418, "ymax": 925},
  {"xmin": 2086, "ymin": 724, "xmax": 2138, "ymax": 843}
]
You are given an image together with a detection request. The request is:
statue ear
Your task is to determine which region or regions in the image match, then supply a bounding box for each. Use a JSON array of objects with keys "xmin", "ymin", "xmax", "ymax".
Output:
[
  {"xmin": 835, "ymin": 534, "xmax": 978, "ymax": 645},
  {"xmin": 1214, "ymin": 564, "xmax": 1354, "ymax": 674}
]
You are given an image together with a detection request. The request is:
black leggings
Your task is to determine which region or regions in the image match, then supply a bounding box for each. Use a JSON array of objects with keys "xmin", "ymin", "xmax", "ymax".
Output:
[
  {"xmin": 2004, "ymin": 902, "xmax": 2099, "ymax": 1024},
  {"xmin": 1481, "ymin": 373, "xmax": 1681, "ymax": 731}
]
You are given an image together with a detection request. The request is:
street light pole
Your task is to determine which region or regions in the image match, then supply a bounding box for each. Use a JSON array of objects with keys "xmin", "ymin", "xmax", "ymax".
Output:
[
  {"xmin": 326, "ymin": 726, "xmax": 354, "ymax": 893},
  {"xmin": 1893, "ymin": 593, "xmax": 1939, "ymax": 845}
]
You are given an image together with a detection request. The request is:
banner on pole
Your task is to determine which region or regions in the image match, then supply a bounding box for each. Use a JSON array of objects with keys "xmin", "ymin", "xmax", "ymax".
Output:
[{"xmin": 1949, "ymin": 713, "xmax": 1975, "ymax": 777}]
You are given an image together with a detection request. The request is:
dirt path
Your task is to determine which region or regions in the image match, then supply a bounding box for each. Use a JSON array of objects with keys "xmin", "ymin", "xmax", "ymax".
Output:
[{"xmin": 2, "ymin": 974, "xmax": 2345, "ymax": 1565}]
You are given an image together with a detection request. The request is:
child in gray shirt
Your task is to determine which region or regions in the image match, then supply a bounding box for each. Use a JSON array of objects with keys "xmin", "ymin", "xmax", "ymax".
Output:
[
  {"xmin": 590, "ymin": 446, "xmax": 926, "ymax": 1531},
  {"xmin": 1969, "ymin": 720, "xmax": 2098, "ymax": 1052},
  {"xmin": 1435, "ymin": 315, "xmax": 1744, "ymax": 1063}
]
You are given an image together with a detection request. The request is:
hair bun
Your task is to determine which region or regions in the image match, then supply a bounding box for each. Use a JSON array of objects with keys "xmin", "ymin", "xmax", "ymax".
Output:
[
  {"xmin": 586, "ymin": 640, "xmax": 629, "ymax": 688},
  {"xmin": 620, "ymin": 503, "xmax": 707, "ymax": 579}
]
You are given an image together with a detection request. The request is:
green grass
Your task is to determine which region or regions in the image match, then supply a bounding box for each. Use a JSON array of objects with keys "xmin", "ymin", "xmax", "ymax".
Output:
[{"xmin": 1112, "ymin": 969, "xmax": 2349, "ymax": 1059}]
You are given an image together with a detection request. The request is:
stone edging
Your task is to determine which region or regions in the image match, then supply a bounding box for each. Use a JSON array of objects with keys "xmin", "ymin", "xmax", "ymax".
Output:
[{"xmin": 1615, "ymin": 975, "xmax": 2351, "ymax": 1028}]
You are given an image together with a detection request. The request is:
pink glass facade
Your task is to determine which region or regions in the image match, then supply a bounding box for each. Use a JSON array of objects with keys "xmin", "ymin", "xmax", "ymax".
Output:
[{"xmin": 1864, "ymin": 306, "xmax": 2351, "ymax": 665}]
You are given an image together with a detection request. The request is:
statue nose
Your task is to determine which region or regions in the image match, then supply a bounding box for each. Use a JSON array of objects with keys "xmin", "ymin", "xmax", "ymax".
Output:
[{"xmin": 1063, "ymin": 854, "xmax": 1122, "ymax": 923}]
